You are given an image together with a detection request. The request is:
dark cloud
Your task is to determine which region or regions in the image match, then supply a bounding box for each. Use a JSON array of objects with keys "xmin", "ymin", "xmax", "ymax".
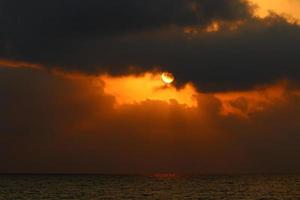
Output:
[
  {"xmin": 77, "ymin": 14, "xmax": 300, "ymax": 92},
  {"xmin": 0, "ymin": 0, "xmax": 251, "ymax": 36},
  {"xmin": 150, "ymin": 15, "xmax": 300, "ymax": 92},
  {"xmin": 0, "ymin": 0, "xmax": 252, "ymax": 57},
  {"xmin": 0, "ymin": 0, "xmax": 299, "ymax": 92}
]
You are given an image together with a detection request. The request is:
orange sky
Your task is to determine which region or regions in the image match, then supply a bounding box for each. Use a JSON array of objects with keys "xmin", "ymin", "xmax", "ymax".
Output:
[{"xmin": 251, "ymin": 0, "xmax": 300, "ymax": 20}]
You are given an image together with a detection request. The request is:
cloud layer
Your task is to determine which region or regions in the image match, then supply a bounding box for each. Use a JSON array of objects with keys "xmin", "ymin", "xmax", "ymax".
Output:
[
  {"xmin": 1, "ymin": 0, "xmax": 300, "ymax": 91},
  {"xmin": 1, "ymin": 67, "xmax": 300, "ymax": 173}
]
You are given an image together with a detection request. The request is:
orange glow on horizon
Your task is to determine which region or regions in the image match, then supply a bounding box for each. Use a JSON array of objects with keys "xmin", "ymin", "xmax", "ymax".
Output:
[
  {"xmin": 151, "ymin": 173, "xmax": 178, "ymax": 179},
  {"xmin": 101, "ymin": 73, "xmax": 198, "ymax": 107}
]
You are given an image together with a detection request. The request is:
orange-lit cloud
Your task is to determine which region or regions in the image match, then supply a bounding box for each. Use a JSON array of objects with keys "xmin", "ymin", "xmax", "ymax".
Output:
[
  {"xmin": 183, "ymin": 20, "xmax": 246, "ymax": 34},
  {"xmin": 99, "ymin": 71, "xmax": 293, "ymax": 118},
  {"xmin": 0, "ymin": 59, "xmax": 297, "ymax": 119},
  {"xmin": 101, "ymin": 73, "xmax": 198, "ymax": 107},
  {"xmin": 0, "ymin": 59, "xmax": 43, "ymax": 70},
  {"xmin": 184, "ymin": 0, "xmax": 300, "ymax": 35},
  {"xmin": 0, "ymin": 59, "xmax": 296, "ymax": 119},
  {"xmin": 214, "ymin": 82, "xmax": 287, "ymax": 117}
]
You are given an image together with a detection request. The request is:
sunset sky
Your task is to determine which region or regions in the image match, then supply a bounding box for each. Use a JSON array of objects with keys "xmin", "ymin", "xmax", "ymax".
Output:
[{"xmin": 1, "ymin": 0, "xmax": 300, "ymax": 174}]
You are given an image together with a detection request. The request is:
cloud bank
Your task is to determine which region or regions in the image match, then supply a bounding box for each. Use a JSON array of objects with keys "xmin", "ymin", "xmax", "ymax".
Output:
[
  {"xmin": 0, "ymin": 0, "xmax": 300, "ymax": 91},
  {"xmin": 1, "ymin": 67, "xmax": 300, "ymax": 173}
]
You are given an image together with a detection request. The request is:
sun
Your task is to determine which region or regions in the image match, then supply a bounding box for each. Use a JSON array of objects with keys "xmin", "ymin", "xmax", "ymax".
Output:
[{"xmin": 161, "ymin": 72, "xmax": 175, "ymax": 84}]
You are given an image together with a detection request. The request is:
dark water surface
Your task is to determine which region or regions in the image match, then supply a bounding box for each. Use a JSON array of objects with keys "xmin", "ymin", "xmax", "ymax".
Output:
[{"xmin": 0, "ymin": 174, "xmax": 300, "ymax": 199}]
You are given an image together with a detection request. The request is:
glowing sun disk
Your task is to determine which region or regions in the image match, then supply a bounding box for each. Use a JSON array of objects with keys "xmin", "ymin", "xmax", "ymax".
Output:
[{"xmin": 161, "ymin": 72, "xmax": 175, "ymax": 84}]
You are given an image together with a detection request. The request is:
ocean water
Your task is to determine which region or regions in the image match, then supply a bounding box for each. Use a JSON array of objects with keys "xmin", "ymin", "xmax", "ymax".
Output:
[{"xmin": 0, "ymin": 174, "xmax": 300, "ymax": 199}]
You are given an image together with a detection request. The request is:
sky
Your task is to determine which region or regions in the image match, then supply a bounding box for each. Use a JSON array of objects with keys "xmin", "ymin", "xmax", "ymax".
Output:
[{"xmin": 1, "ymin": 0, "xmax": 300, "ymax": 174}]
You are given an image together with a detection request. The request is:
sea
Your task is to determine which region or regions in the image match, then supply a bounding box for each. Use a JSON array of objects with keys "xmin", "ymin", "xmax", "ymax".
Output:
[{"xmin": 0, "ymin": 174, "xmax": 300, "ymax": 199}]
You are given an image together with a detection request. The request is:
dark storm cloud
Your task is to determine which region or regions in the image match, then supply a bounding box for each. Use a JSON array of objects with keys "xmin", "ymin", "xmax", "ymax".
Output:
[
  {"xmin": 0, "ymin": 0, "xmax": 252, "ymax": 36},
  {"xmin": 0, "ymin": 0, "xmax": 252, "ymax": 58},
  {"xmin": 0, "ymin": 0, "xmax": 300, "ymax": 92}
]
